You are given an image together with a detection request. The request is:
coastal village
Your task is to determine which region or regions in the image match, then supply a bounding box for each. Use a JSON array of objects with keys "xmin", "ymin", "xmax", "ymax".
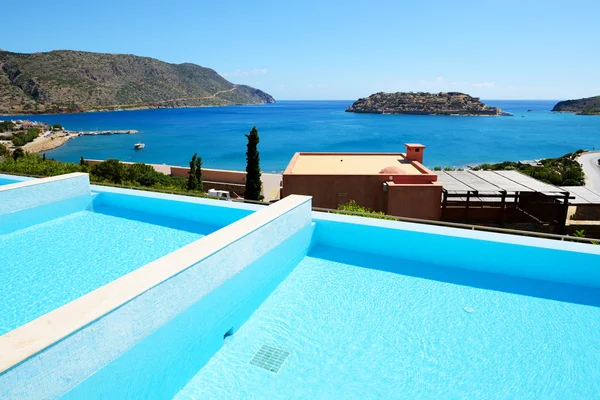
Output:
[{"xmin": 0, "ymin": 119, "xmax": 138, "ymax": 153}]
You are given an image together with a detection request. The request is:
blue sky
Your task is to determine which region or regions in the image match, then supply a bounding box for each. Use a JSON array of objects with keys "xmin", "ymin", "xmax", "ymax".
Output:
[{"xmin": 3, "ymin": 0, "xmax": 599, "ymax": 100}]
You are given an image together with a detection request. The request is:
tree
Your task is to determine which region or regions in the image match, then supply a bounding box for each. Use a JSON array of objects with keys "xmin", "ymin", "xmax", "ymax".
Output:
[
  {"xmin": 12, "ymin": 147, "xmax": 25, "ymax": 160},
  {"xmin": 187, "ymin": 153, "xmax": 198, "ymax": 190},
  {"xmin": 194, "ymin": 154, "xmax": 203, "ymax": 192},
  {"xmin": 244, "ymin": 126, "xmax": 263, "ymax": 200},
  {"xmin": 52, "ymin": 123, "xmax": 63, "ymax": 131},
  {"xmin": 90, "ymin": 158, "xmax": 124, "ymax": 183},
  {"xmin": 79, "ymin": 156, "xmax": 88, "ymax": 166}
]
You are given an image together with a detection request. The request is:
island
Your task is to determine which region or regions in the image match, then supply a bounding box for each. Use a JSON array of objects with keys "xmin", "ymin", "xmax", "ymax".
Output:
[
  {"xmin": 552, "ymin": 96, "xmax": 600, "ymax": 115},
  {"xmin": 346, "ymin": 92, "xmax": 510, "ymax": 116},
  {"xmin": 0, "ymin": 50, "xmax": 275, "ymax": 115}
]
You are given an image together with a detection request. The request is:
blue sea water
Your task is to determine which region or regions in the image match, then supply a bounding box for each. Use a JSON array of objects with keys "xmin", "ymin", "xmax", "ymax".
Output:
[{"xmin": 5, "ymin": 100, "xmax": 600, "ymax": 171}]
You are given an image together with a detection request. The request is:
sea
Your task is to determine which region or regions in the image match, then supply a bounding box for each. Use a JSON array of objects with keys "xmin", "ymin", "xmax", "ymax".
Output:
[{"xmin": 5, "ymin": 100, "xmax": 600, "ymax": 172}]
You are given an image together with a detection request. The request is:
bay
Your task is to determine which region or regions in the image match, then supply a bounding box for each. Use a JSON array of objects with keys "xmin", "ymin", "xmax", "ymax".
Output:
[{"xmin": 5, "ymin": 100, "xmax": 600, "ymax": 172}]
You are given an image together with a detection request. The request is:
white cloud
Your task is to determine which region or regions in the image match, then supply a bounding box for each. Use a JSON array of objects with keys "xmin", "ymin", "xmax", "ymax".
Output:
[
  {"xmin": 471, "ymin": 82, "xmax": 495, "ymax": 88},
  {"xmin": 219, "ymin": 68, "xmax": 268, "ymax": 77},
  {"xmin": 451, "ymin": 82, "xmax": 457, "ymax": 85},
  {"xmin": 435, "ymin": 76, "xmax": 444, "ymax": 81}
]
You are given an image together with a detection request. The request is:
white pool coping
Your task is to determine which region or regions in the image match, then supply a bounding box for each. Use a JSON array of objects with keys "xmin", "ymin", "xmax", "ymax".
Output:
[
  {"xmin": 0, "ymin": 194, "xmax": 311, "ymax": 375},
  {"xmin": 0, "ymin": 172, "xmax": 86, "ymax": 192}
]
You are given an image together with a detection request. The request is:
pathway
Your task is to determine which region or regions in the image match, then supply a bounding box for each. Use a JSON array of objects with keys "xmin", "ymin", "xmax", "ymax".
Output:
[{"xmin": 577, "ymin": 151, "xmax": 600, "ymax": 193}]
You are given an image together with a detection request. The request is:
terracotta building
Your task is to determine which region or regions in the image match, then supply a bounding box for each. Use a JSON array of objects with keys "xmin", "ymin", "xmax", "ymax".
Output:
[{"xmin": 282, "ymin": 144, "xmax": 442, "ymax": 220}]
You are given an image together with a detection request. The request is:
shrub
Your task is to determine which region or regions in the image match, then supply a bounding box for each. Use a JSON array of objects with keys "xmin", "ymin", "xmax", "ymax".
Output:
[
  {"xmin": 90, "ymin": 158, "xmax": 125, "ymax": 183},
  {"xmin": 337, "ymin": 200, "xmax": 393, "ymax": 220},
  {"xmin": 12, "ymin": 148, "xmax": 25, "ymax": 160},
  {"xmin": 12, "ymin": 128, "xmax": 40, "ymax": 146},
  {"xmin": 0, "ymin": 143, "xmax": 9, "ymax": 157}
]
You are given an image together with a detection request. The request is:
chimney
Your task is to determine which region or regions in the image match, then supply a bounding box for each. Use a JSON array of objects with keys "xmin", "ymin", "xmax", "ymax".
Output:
[{"xmin": 404, "ymin": 143, "xmax": 425, "ymax": 164}]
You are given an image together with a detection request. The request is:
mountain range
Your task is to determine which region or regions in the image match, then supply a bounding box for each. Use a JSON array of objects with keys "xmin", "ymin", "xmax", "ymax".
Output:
[{"xmin": 0, "ymin": 50, "xmax": 275, "ymax": 114}]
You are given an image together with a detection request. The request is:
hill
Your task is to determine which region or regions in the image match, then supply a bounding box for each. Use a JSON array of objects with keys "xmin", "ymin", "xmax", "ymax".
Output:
[
  {"xmin": 552, "ymin": 96, "xmax": 600, "ymax": 115},
  {"xmin": 0, "ymin": 50, "xmax": 275, "ymax": 114},
  {"xmin": 346, "ymin": 92, "xmax": 508, "ymax": 116}
]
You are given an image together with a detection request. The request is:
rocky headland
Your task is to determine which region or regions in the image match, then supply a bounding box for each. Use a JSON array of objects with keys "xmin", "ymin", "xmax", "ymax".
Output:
[{"xmin": 552, "ymin": 96, "xmax": 600, "ymax": 115}]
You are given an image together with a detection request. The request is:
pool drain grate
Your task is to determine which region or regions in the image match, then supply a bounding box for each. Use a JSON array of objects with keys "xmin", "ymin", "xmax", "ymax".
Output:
[{"xmin": 248, "ymin": 345, "xmax": 290, "ymax": 374}]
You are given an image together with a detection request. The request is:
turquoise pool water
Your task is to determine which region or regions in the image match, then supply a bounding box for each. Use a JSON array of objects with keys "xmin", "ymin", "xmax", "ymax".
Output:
[
  {"xmin": 176, "ymin": 245, "xmax": 600, "ymax": 399},
  {"xmin": 3, "ymin": 176, "xmax": 599, "ymax": 398},
  {"xmin": 0, "ymin": 203, "xmax": 218, "ymax": 335},
  {"xmin": 0, "ymin": 177, "xmax": 20, "ymax": 186}
]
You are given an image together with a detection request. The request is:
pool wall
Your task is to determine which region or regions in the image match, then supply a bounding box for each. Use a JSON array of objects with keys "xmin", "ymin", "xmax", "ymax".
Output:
[
  {"xmin": 64, "ymin": 223, "xmax": 314, "ymax": 399},
  {"xmin": 91, "ymin": 185, "xmax": 256, "ymax": 227},
  {"xmin": 0, "ymin": 173, "xmax": 92, "ymax": 235},
  {"xmin": 0, "ymin": 172, "xmax": 89, "ymax": 215},
  {"xmin": 313, "ymin": 212, "xmax": 600, "ymax": 288},
  {"xmin": 0, "ymin": 194, "xmax": 312, "ymax": 400}
]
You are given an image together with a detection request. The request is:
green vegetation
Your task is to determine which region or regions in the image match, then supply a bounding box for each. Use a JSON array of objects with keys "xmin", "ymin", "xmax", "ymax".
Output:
[
  {"xmin": 12, "ymin": 128, "xmax": 41, "ymax": 146},
  {"xmin": 52, "ymin": 123, "xmax": 63, "ymax": 131},
  {"xmin": 12, "ymin": 148, "xmax": 25, "ymax": 160},
  {"xmin": 469, "ymin": 150, "xmax": 585, "ymax": 186},
  {"xmin": 0, "ymin": 121, "xmax": 16, "ymax": 132},
  {"xmin": 0, "ymin": 153, "xmax": 194, "ymax": 191},
  {"xmin": 244, "ymin": 126, "xmax": 263, "ymax": 201},
  {"xmin": 337, "ymin": 200, "xmax": 392, "ymax": 220},
  {"xmin": 0, "ymin": 143, "xmax": 9, "ymax": 157},
  {"xmin": 187, "ymin": 153, "xmax": 203, "ymax": 191}
]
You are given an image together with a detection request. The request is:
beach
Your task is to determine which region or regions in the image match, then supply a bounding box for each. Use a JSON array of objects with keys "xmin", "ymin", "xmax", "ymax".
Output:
[{"xmin": 21, "ymin": 130, "xmax": 139, "ymax": 153}]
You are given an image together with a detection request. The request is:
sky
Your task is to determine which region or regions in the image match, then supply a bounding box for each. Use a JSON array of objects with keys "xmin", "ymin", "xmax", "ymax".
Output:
[{"xmin": 3, "ymin": 0, "xmax": 599, "ymax": 100}]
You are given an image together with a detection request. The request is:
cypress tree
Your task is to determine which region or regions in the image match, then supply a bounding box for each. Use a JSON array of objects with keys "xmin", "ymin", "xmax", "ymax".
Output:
[
  {"xmin": 194, "ymin": 155, "xmax": 203, "ymax": 192},
  {"xmin": 187, "ymin": 153, "xmax": 198, "ymax": 191},
  {"xmin": 244, "ymin": 126, "xmax": 263, "ymax": 201}
]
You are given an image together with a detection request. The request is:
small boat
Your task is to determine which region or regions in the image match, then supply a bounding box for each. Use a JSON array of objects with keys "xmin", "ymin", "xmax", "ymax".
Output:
[{"xmin": 134, "ymin": 142, "xmax": 145, "ymax": 150}]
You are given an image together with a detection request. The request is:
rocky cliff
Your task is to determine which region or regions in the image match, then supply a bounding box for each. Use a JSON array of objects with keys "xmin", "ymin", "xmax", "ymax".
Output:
[
  {"xmin": 346, "ymin": 92, "xmax": 507, "ymax": 116},
  {"xmin": 0, "ymin": 50, "xmax": 275, "ymax": 114},
  {"xmin": 552, "ymin": 96, "xmax": 600, "ymax": 115}
]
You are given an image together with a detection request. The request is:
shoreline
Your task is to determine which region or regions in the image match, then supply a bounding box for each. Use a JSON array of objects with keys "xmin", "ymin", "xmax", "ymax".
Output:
[
  {"xmin": 0, "ymin": 102, "xmax": 274, "ymax": 117},
  {"xmin": 22, "ymin": 130, "xmax": 138, "ymax": 153}
]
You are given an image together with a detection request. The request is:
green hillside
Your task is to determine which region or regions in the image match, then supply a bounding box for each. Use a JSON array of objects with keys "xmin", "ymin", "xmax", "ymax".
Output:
[{"xmin": 0, "ymin": 50, "xmax": 274, "ymax": 114}]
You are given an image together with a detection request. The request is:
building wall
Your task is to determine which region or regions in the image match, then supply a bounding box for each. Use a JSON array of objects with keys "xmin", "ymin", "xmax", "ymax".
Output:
[
  {"xmin": 283, "ymin": 175, "xmax": 442, "ymax": 220},
  {"xmin": 385, "ymin": 183, "xmax": 442, "ymax": 220},
  {"xmin": 171, "ymin": 166, "xmax": 247, "ymax": 184},
  {"xmin": 86, "ymin": 159, "xmax": 249, "ymax": 185},
  {"xmin": 283, "ymin": 174, "xmax": 390, "ymax": 211}
]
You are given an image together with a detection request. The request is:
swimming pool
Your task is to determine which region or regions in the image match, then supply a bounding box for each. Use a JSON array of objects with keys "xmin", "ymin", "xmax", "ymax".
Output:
[
  {"xmin": 1, "ymin": 173, "xmax": 599, "ymax": 399},
  {"xmin": 0, "ymin": 175, "xmax": 255, "ymax": 335},
  {"xmin": 180, "ymin": 246, "xmax": 600, "ymax": 399}
]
